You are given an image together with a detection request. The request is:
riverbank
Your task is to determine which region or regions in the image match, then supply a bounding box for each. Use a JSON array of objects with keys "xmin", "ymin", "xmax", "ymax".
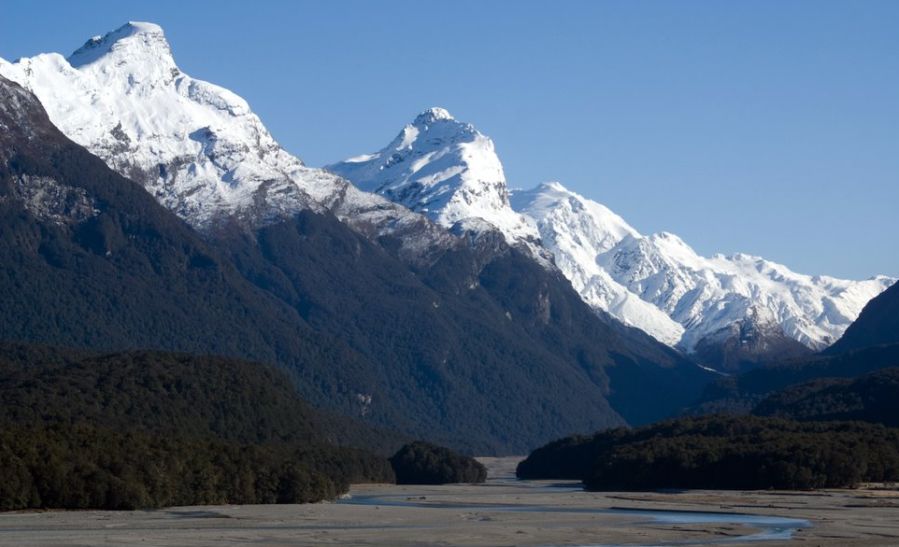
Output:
[{"xmin": 0, "ymin": 457, "xmax": 896, "ymax": 546}]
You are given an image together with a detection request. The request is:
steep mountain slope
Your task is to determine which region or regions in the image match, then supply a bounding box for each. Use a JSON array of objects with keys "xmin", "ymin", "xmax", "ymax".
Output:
[
  {"xmin": 0, "ymin": 73, "xmax": 387, "ymax": 416},
  {"xmin": 0, "ymin": 22, "xmax": 453, "ymax": 263},
  {"xmin": 827, "ymin": 279, "xmax": 899, "ymax": 353},
  {"xmin": 514, "ymin": 182, "xmax": 893, "ymax": 369},
  {"xmin": 0, "ymin": 73, "xmax": 710, "ymax": 452},
  {"xmin": 687, "ymin": 344, "xmax": 899, "ymax": 415},
  {"xmin": 753, "ymin": 367, "xmax": 899, "ymax": 427},
  {"xmin": 214, "ymin": 210, "xmax": 709, "ymax": 440},
  {"xmin": 327, "ymin": 108, "xmax": 539, "ymax": 246},
  {"xmin": 330, "ymin": 113, "xmax": 892, "ymax": 370},
  {"xmin": 0, "ymin": 343, "xmax": 406, "ymax": 454}
]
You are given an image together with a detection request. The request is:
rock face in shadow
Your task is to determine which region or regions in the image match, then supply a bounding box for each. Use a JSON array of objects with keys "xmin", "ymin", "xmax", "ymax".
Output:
[{"xmin": 828, "ymin": 280, "xmax": 899, "ymax": 353}]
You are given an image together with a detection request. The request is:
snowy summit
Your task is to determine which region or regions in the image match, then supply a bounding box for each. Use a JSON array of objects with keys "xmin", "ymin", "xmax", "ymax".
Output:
[
  {"xmin": 332, "ymin": 108, "xmax": 895, "ymax": 358},
  {"xmin": 0, "ymin": 21, "xmax": 457, "ymax": 261},
  {"xmin": 327, "ymin": 107, "xmax": 539, "ymax": 244},
  {"xmin": 512, "ymin": 181, "xmax": 895, "ymax": 355},
  {"xmin": 1, "ymin": 21, "xmax": 892, "ymax": 366}
]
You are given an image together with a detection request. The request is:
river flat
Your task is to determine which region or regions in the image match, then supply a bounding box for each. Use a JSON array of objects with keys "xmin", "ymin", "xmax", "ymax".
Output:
[{"xmin": 0, "ymin": 457, "xmax": 897, "ymax": 546}]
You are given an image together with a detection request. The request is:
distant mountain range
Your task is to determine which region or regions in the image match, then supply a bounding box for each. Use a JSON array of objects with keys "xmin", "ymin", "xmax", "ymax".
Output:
[
  {"xmin": 0, "ymin": 24, "xmax": 708, "ymax": 454},
  {"xmin": 688, "ymin": 282, "xmax": 899, "ymax": 416},
  {"xmin": 4, "ymin": 23, "xmax": 893, "ymax": 374},
  {"xmin": 516, "ymin": 278, "xmax": 899, "ymax": 491},
  {"xmin": 328, "ymin": 106, "xmax": 894, "ymax": 370},
  {"xmin": 0, "ymin": 21, "xmax": 895, "ymax": 454}
]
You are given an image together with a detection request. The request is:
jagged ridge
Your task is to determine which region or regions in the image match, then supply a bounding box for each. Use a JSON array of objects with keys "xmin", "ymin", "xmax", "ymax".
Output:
[{"xmin": 332, "ymin": 112, "xmax": 894, "ymax": 367}]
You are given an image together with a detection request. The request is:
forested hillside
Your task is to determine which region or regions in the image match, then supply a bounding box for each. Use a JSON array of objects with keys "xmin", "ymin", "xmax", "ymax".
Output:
[
  {"xmin": 754, "ymin": 367, "xmax": 899, "ymax": 426},
  {"xmin": 518, "ymin": 415, "xmax": 899, "ymax": 490}
]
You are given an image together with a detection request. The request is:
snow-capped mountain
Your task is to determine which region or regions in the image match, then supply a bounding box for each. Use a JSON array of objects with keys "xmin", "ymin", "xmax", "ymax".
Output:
[
  {"xmin": 510, "ymin": 183, "xmax": 685, "ymax": 345},
  {"xmin": 331, "ymin": 111, "xmax": 894, "ymax": 362},
  {"xmin": 514, "ymin": 182, "xmax": 895, "ymax": 359},
  {"xmin": 327, "ymin": 107, "xmax": 538, "ymax": 245},
  {"xmin": 0, "ymin": 22, "xmax": 453, "ymax": 260},
  {"xmin": 3, "ymin": 21, "xmax": 891, "ymax": 369}
]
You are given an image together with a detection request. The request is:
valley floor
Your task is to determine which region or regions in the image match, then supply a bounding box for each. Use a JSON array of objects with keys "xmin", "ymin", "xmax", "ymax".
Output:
[{"xmin": 1, "ymin": 457, "xmax": 897, "ymax": 546}]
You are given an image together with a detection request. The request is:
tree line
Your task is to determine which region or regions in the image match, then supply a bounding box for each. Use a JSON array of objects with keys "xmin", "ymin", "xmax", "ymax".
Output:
[
  {"xmin": 518, "ymin": 415, "xmax": 899, "ymax": 490},
  {"xmin": 0, "ymin": 345, "xmax": 488, "ymax": 510}
]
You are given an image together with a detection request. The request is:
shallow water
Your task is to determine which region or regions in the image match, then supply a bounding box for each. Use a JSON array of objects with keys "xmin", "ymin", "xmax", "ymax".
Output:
[{"xmin": 339, "ymin": 482, "xmax": 811, "ymax": 545}]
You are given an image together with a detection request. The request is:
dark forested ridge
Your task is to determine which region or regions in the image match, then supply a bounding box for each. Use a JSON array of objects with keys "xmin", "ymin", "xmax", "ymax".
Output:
[
  {"xmin": 753, "ymin": 367, "xmax": 899, "ymax": 427},
  {"xmin": 0, "ymin": 343, "xmax": 406, "ymax": 454},
  {"xmin": 518, "ymin": 415, "xmax": 899, "ymax": 490},
  {"xmin": 216, "ymin": 215, "xmax": 624, "ymax": 452},
  {"xmin": 0, "ymin": 343, "xmax": 403, "ymax": 510},
  {"xmin": 0, "ymin": 423, "xmax": 394, "ymax": 511},
  {"xmin": 0, "ymin": 344, "xmax": 522, "ymax": 510},
  {"xmin": 688, "ymin": 344, "xmax": 899, "ymax": 416},
  {"xmin": 389, "ymin": 442, "xmax": 487, "ymax": 484},
  {"xmin": 828, "ymin": 280, "xmax": 899, "ymax": 353},
  {"xmin": 216, "ymin": 211, "xmax": 710, "ymax": 449},
  {"xmin": 0, "ymin": 75, "xmax": 711, "ymax": 454}
]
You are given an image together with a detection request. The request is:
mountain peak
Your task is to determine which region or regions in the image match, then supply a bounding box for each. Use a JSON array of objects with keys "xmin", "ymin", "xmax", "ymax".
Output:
[
  {"xmin": 536, "ymin": 181, "xmax": 571, "ymax": 194},
  {"xmin": 68, "ymin": 21, "xmax": 174, "ymax": 69},
  {"xmin": 413, "ymin": 107, "xmax": 454, "ymax": 125},
  {"xmin": 329, "ymin": 109, "xmax": 540, "ymax": 244}
]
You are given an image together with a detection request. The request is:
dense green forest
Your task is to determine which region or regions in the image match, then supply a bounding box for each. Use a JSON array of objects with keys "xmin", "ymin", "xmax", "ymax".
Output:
[
  {"xmin": 518, "ymin": 415, "xmax": 899, "ymax": 490},
  {"xmin": 0, "ymin": 423, "xmax": 394, "ymax": 510},
  {"xmin": 689, "ymin": 343, "xmax": 899, "ymax": 415},
  {"xmin": 0, "ymin": 343, "xmax": 406, "ymax": 454},
  {"xmin": 753, "ymin": 368, "xmax": 899, "ymax": 426},
  {"xmin": 0, "ymin": 74, "xmax": 712, "ymax": 455},
  {"xmin": 0, "ymin": 345, "xmax": 397, "ymax": 510},
  {"xmin": 0, "ymin": 344, "xmax": 498, "ymax": 510},
  {"xmin": 389, "ymin": 442, "xmax": 487, "ymax": 484}
]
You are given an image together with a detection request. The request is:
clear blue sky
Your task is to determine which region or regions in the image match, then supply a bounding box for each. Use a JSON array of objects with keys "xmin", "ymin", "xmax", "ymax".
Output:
[{"xmin": 3, "ymin": 0, "xmax": 897, "ymax": 279}]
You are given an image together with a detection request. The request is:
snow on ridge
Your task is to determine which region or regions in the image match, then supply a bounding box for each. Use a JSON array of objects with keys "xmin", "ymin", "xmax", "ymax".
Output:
[
  {"xmin": 327, "ymin": 107, "xmax": 540, "ymax": 246},
  {"xmin": 68, "ymin": 22, "xmax": 172, "ymax": 69},
  {"xmin": 0, "ymin": 21, "xmax": 456, "ymax": 262},
  {"xmin": 511, "ymin": 182, "xmax": 684, "ymax": 345},
  {"xmin": 516, "ymin": 181, "xmax": 895, "ymax": 352},
  {"xmin": 414, "ymin": 107, "xmax": 454, "ymax": 124},
  {"xmin": 2, "ymin": 21, "xmax": 891, "ymax": 354},
  {"xmin": 329, "ymin": 105, "xmax": 894, "ymax": 351}
]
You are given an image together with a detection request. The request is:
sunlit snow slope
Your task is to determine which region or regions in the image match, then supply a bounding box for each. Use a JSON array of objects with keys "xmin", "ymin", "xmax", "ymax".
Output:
[
  {"xmin": 0, "ymin": 22, "xmax": 453, "ymax": 260},
  {"xmin": 327, "ymin": 108, "xmax": 538, "ymax": 245},
  {"xmin": 333, "ymin": 111, "xmax": 894, "ymax": 355},
  {"xmin": 513, "ymin": 182, "xmax": 894, "ymax": 353},
  {"xmin": 2, "ymin": 21, "xmax": 891, "ymax": 362}
]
